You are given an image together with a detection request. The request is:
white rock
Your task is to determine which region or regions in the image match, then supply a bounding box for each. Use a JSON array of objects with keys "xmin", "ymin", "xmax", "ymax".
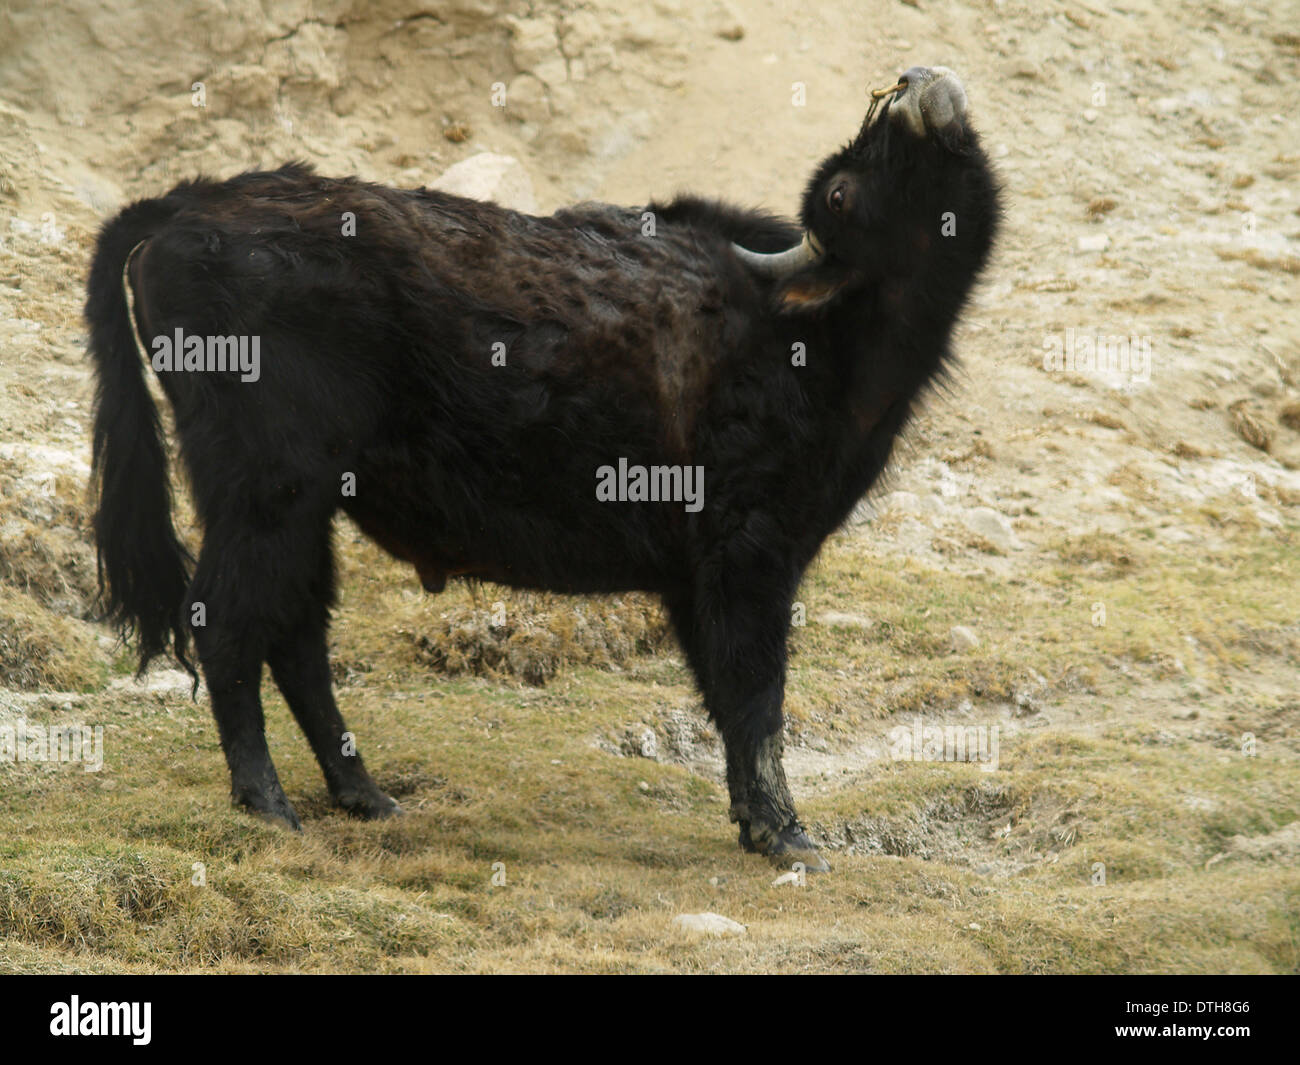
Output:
[
  {"xmin": 621, "ymin": 17, "xmax": 661, "ymax": 47},
  {"xmin": 817, "ymin": 611, "xmax": 874, "ymax": 630},
  {"xmin": 949, "ymin": 625, "xmax": 980, "ymax": 653},
  {"xmin": 963, "ymin": 507, "xmax": 1022, "ymax": 551},
  {"xmin": 895, "ymin": 517, "xmax": 933, "ymax": 553},
  {"xmin": 72, "ymin": 172, "xmax": 124, "ymax": 215},
  {"xmin": 0, "ymin": 443, "xmax": 91, "ymax": 480},
  {"xmin": 1077, "ymin": 233, "xmax": 1110, "ymax": 252},
  {"xmin": 882, "ymin": 490, "xmax": 944, "ymax": 516},
  {"xmin": 881, "ymin": 490, "xmax": 919, "ymax": 513},
  {"xmin": 431, "ymin": 153, "xmax": 537, "ymax": 214},
  {"xmin": 110, "ymin": 668, "xmax": 196, "ymax": 695},
  {"xmin": 673, "ymin": 912, "xmax": 747, "ymax": 937}
]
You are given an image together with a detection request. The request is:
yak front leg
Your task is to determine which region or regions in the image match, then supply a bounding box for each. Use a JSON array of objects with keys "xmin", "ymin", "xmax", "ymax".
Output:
[
  {"xmin": 717, "ymin": 671, "xmax": 829, "ymax": 872},
  {"xmin": 667, "ymin": 570, "xmax": 830, "ymax": 872}
]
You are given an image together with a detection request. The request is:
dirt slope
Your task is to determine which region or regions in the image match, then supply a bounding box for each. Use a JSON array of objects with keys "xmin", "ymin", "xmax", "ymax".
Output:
[{"xmin": 0, "ymin": 0, "xmax": 1297, "ymax": 973}]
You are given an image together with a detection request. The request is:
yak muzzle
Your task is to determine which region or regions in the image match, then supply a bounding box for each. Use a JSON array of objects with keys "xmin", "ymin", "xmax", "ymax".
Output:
[{"xmin": 891, "ymin": 66, "xmax": 968, "ymax": 138}]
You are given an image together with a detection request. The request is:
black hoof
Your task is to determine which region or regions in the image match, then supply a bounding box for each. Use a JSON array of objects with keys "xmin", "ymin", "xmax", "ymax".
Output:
[
  {"xmin": 335, "ymin": 786, "xmax": 403, "ymax": 821},
  {"xmin": 233, "ymin": 787, "xmax": 302, "ymax": 831},
  {"xmin": 738, "ymin": 820, "xmax": 832, "ymax": 873}
]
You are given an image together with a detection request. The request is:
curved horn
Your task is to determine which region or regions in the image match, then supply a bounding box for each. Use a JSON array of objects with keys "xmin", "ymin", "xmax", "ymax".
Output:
[{"xmin": 731, "ymin": 231, "xmax": 823, "ymax": 278}]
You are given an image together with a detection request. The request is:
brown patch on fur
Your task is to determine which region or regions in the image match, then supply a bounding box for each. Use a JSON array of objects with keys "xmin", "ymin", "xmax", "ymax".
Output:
[
  {"xmin": 777, "ymin": 277, "xmax": 847, "ymax": 311},
  {"xmin": 852, "ymin": 392, "xmax": 901, "ymax": 437}
]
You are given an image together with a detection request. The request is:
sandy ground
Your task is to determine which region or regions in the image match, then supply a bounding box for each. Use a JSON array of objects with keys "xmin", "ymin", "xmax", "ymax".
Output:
[{"xmin": 5, "ymin": 0, "xmax": 1298, "ymax": 736}]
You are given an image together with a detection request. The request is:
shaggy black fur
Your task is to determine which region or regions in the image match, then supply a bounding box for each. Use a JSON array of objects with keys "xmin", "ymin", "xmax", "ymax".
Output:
[{"xmin": 86, "ymin": 84, "xmax": 999, "ymax": 868}]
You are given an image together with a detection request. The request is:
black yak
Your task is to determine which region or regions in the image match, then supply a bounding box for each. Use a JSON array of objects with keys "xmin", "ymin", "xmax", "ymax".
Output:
[{"xmin": 86, "ymin": 66, "xmax": 999, "ymax": 871}]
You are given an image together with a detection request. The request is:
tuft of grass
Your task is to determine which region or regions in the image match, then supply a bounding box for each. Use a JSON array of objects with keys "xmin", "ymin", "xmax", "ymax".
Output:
[
  {"xmin": 326, "ymin": 531, "xmax": 669, "ymax": 685},
  {"xmin": 1215, "ymin": 247, "xmax": 1300, "ymax": 275},
  {"xmin": 0, "ymin": 585, "xmax": 106, "ymax": 691},
  {"xmin": 0, "ymin": 519, "xmax": 96, "ymax": 616},
  {"xmin": 410, "ymin": 593, "xmax": 669, "ymax": 686}
]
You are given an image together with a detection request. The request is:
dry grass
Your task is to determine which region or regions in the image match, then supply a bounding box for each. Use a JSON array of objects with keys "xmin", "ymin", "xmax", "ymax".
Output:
[
  {"xmin": 0, "ymin": 509, "xmax": 1298, "ymax": 973},
  {"xmin": 0, "ymin": 585, "xmax": 105, "ymax": 691},
  {"xmin": 1, "ymin": 688, "xmax": 1295, "ymax": 972},
  {"xmin": 409, "ymin": 593, "xmax": 669, "ymax": 686},
  {"xmin": 1280, "ymin": 402, "xmax": 1300, "ymax": 434},
  {"xmin": 1215, "ymin": 247, "xmax": 1300, "ymax": 275}
]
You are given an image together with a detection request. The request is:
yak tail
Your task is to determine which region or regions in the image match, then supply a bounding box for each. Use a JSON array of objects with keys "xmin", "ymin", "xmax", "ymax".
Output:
[{"xmin": 85, "ymin": 197, "xmax": 195, "ymax": 678}]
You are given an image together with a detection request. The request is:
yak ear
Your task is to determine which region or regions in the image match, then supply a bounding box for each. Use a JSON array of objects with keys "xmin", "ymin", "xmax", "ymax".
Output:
[{"xmin": 773, "ymin": 262, "xmax": 851, "ymax": 313}]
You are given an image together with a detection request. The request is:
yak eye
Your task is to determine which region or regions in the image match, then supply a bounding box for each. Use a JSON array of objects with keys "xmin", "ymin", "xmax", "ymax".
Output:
[{"xmin": 828, "ymin": 184, "xmax": 847, "ymax": 212}]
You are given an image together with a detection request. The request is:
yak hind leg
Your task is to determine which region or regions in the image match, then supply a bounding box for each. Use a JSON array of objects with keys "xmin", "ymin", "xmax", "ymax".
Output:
[
  {"xmin": 264, "ymin": 522, "xmax": 401, "ymax": 821},
  {"xmin": 188, "ymin": 530, "xmax": 301, "ymax": 829},
  {"xmin": 268, "ymin": 606, "xmax": 402, "ymax": 822},
  {"xmin": 190, "ymin": 500, "xmax": 399, "ymax": 827}
]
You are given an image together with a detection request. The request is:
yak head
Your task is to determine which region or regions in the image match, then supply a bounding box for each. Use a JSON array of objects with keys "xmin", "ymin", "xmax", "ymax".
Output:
[{"xmin": 734, "ymin": 66, "xmax": 999, "ymax": 315}]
